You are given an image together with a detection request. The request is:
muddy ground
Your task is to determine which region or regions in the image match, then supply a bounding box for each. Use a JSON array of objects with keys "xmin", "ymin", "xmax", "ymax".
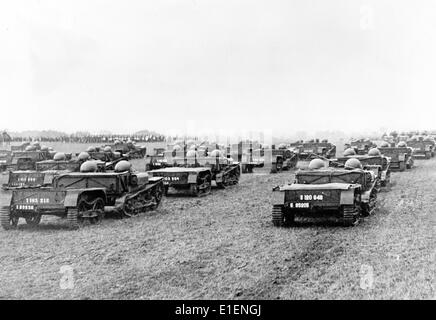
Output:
[{"xmin": 0, "ymin": 144, "xmax": 434, "ymax": 299}]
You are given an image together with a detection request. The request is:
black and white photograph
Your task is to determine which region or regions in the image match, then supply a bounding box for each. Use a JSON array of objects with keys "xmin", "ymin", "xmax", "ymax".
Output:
[{"xmin": 0, "ymin": 0, "xmax": 434, "ymax": 305}]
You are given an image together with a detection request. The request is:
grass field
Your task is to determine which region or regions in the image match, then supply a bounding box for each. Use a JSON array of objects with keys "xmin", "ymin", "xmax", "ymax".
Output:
[{"xmin": 0, "ymin": 143, "xmax": 434, "ymax": 299}]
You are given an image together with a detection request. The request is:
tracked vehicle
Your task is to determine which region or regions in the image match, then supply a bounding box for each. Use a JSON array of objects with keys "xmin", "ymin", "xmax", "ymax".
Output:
[
  {"xmin": 266, "ymin": 144, "xmax": 298, "ymax": 173},
  {"xmin": 345, "ymin": 139, "xmax": 377, "ymax": 155},
  {"xmin": 294, "ymin": 140, "xmax": 336, "ymax": 168},
  {"xmin": 407, "ymin": 136, "xmax": 434, "ymax": 159},
  {"xmin": 1, "ymin": 161, "xmax": 164, "ymax": 230},
  {"xmin": 110, "ymin": 140, "xmax": 147, "ymax": 159},
  {"xmin": 2, "ymin": 152, "xmax": 108, "ymax": 190},
  {"xmin": 148, "ymin": 149, "xmax": 240, "ymax": 196},
  {"xmin": 378, "ymin": 143, "xmax": 414, "ymax": 171},
  {"xmin": 6, "ymin": 150, "xmax": 56, "ymax": 171},
  {"xmin": 333, "ymin": 148, "xmax": 391, "ymax": 188},
  {"xmin": 145, "ymin": 147, "xmax": 178, "ymax": 171},
  {"xmin": 272, "ymin": 158, "xmax": 378, "ymax": 227}
]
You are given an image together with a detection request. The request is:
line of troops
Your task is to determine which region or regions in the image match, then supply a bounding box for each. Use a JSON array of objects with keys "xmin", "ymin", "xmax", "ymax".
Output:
[{"xmin": 0, "ymin": 133, "xmax": 434, "ymax": 230}]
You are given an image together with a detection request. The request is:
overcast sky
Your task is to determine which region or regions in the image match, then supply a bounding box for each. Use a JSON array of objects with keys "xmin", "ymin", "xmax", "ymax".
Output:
[{"xmin": 0, "ymin": 0, "xmax": 435, "ymax": 136}]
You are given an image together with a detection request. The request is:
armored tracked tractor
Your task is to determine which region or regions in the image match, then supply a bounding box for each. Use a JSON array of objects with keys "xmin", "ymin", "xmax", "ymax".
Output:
[
  {"xmin": 271, "ymin": 158, "xmax": 378, "ymax": 227},
  {"xmin": 1, "ymin": 160, "xmax": 164, "ymax": 230},
  {"xmin": 2, "ymin": 152, "xmax": 109, "ymax": 190},
  {"xmin": 345, "ymin": 139, "xmax": 377, "ymax": 155},
  {"xmin": 294, "ymin": 139, "xmax": 336, "ymax": 168},
  {"xmin": 406, "ymin": 136, "xmax": 434, "ymax": 159},
  {"xmin": 332, "ymin": 148, "xmax": 391, "ymax": 188},
  {"xmin": 265, "ymin": 144, "xmax": 298, "ymax": 173},
  {"xmin": 148, "ymin": 149, "xmax": 240, "ymax": 196},
  {"xmin": 109, "ymin": 140, "xmax": 147, "ymax": 159},
  {"xmin": 145, "ymin": 147, "xmax": 177, "ymax": 171},
  {"xmin": 6, "ymin": 150, "xmax": 54, "ymax": 171},
  {"xmin": 378, "ymin": 142, "xmax": 414, "ymax": 171}
]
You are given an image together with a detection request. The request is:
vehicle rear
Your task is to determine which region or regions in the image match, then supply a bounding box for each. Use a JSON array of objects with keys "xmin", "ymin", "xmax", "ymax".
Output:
[
  {"xmin": 3, "ymin": 171, "xmax": 51, "ymax": 189},
  {"xmin": 9, "ymin": 187, "xmax": 69, "ymax": 217},
  {"xmin": 378, "ymin": 147, "xmax": 411, "ymax": 171},
  {"xmin": 272, "ymin": 181, "xmax": 361, "ymax": 227},
  {"xmin": 334, "ymin": 156, "xmax": 390, "ymax": 186},
  {"xmin": 148, "ymin": 167, "xmax": 212, "ymax": 196},
  {"xmin": 2, "ymin": 170, "xmax": 164, "ymax": 229},
  {"xmin": 407, "ymin": 141, "xmax": 431, "ymax": 159}
]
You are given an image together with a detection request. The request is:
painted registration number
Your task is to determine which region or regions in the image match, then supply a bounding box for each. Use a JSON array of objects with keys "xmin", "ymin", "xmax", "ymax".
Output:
[
  {"xmin": 25, "ymin": 198, "xmax": 50, "ymax": 204},
  {"xmin": 17, "ymin": 177, "xmax": 37, "ymax": 182},
  {"xmin": 290, "ymin": 203, "xmax": 310, "ymax": 208},
  {"xmin": 163, "ymin": 176, "xmax": 180, "ymax": 181},
  {"xmin": 299, "ymin": 194, "xmax": 323, "ymax": 201},
  {"xmin": 16, "ymin": 205, "xmax": 35, "ymax": 210}
]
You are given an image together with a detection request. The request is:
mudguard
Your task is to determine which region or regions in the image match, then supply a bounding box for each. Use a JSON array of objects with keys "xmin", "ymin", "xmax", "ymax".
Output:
[
  {"xmin": 64, "ymin": 188, "xmax": 106, "ymax": 207},
  {"xmin": 64, "ymin": 190, "xmax": 83, "ymax": 207},
  {"xmin": 187, "ymin": 173, "xmax": 198, "ymax": 184},
  {"xmin": 340, "ymin": 189, "xmax": 355, "ymax": 205},
  {"xmin": 4, "ymin": 192, "xmax": 13, "ymax": 206},
  {"xmin": 272, "ymin": 190, "xmax": 284, "ymax": 204}
]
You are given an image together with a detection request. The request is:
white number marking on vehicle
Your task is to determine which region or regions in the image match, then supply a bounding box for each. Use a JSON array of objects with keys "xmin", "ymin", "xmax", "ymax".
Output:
[
  {"xmin": 25, "ymin": 198, "xmax": 49, "ymax": 204},
  {"xmin": 291, "ymin": 203, "xmax": 310, "ymax": 208},
  {"xmin": 299, "ymin": 194, "xmax": 323, "ymax": 201}
]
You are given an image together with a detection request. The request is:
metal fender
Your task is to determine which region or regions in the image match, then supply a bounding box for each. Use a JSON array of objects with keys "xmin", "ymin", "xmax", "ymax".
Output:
[
  {"xmin": 64, "ymin": 190, "xmax": 82, "ymax": 207},
  {"xmin": 187, "ymin": 173, "xmax": 198, "ymax": 184},
  {"xmin": 43, "ymin": 172, "xmax": 55, "ymax": 185},
  {"xmin": 272, "ymin": 190, "xmax": 284, "ymax": 205},
  {"xmin": 4, "ymin": 192, "xmax": 13, "ymax": 205},
  {"xmin": 340, "ymin": 189, "xmax": 355, "ymax": 205}
]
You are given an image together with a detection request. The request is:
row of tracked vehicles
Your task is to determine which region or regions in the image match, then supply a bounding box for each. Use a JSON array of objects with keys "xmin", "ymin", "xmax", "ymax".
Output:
[
  {"xmin": 1, "ymin": 142, "xmax": 163, "ymax": 230},
  {"xmin": 2, "ymin": 134, "xmax": 434, "ymax": 230},
  {"xmin": 271, "ymin": 135, "xmax": 431, "ymax": 227},
  {"xmin": 1, "ymin": 141, "xmax": 241, "ymax": 229},
  {"xmin": 146, "ymin": 143, "xmax": 241, "ymax": 196}
]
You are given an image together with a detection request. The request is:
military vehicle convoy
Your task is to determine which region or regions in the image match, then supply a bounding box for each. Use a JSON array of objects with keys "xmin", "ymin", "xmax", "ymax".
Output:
[
  {"xmin": 148, "ymin": 149, "xmax": 240, "ymax": 196},
  {"xmin": 378, "ymin": 142, "xmax": 414, "ymax": 171},
  {"xmin": 333, "ymin": 147, "xmax": 391, "ymax": 188},
  {"xmin": 272, "ymin": 158, "xmax": 378, "ymax": 227},
  {"xmin": 1, "ymin": 160, "xmax": 164, "ymax": 230}
]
